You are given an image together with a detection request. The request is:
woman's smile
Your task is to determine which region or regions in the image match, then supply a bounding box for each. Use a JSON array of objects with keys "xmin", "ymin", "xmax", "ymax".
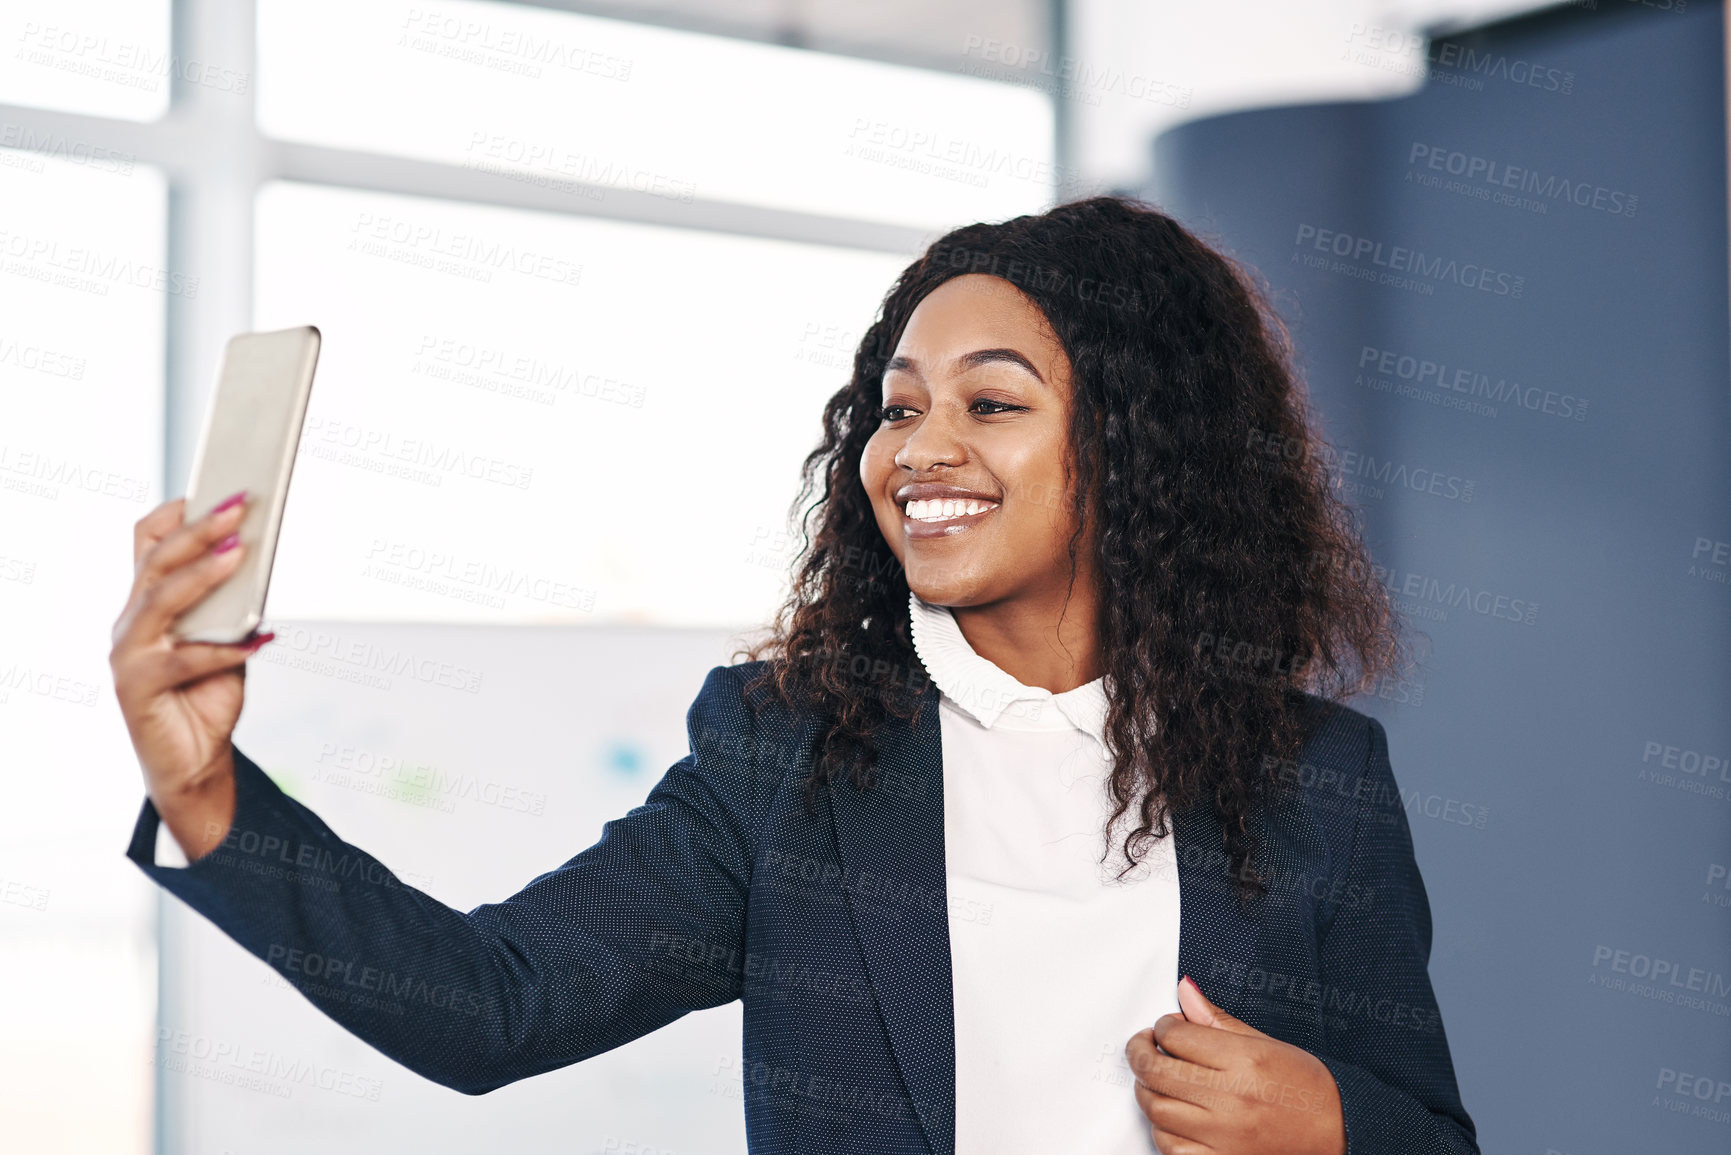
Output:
[{"xmin": 898, "ymin": 482, "xmax": 1002, "ymax": 539}]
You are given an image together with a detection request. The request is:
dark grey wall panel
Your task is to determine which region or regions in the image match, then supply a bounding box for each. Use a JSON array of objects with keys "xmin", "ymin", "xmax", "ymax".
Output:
[{"xmin": 1141, "ymin": 4, "xmax": 1731, "ymax": 1152}]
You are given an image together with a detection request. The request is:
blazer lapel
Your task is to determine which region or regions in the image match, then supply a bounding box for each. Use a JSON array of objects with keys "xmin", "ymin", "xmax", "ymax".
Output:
[
  {"xmin": 827, "ymin": 681, "xmax": 955, "ymax": 1155},
  {"xmin": 1174, "ymin": 792, "xmax": 1266, "ymax": 1016}
]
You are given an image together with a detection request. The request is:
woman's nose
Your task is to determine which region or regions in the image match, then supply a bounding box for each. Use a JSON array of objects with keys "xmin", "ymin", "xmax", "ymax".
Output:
[{"xmin": 893, "ymin": 409, "xmax": 966, "ymax": 472}]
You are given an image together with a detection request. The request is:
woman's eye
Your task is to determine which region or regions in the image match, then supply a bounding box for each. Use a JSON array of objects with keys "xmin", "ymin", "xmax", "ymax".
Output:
[{"xmin": 877, "ymin": 400, "xmax": 1023, "ymax": 422}]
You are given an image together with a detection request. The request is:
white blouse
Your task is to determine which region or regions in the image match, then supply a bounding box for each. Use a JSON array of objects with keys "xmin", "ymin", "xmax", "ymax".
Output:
[{"xmin": 908, "ymin": 590, "xmax": 1180, "ymax": 1154}]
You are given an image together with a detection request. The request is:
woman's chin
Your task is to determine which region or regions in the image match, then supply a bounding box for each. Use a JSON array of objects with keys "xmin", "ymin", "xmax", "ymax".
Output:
[{"xmin": 904, "ymin": 574, "xmax": 991, "ymax": 608}]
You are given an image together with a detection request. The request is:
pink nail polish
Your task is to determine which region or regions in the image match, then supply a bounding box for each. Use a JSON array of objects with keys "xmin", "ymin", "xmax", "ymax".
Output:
[
  {"xmin": 242, "ymin": 631, "xmax": 275, "ymax": 651},
  {"xmin": 213, "ymin": 489, "xmax": 247, "ymax": 514},
  {"xmin": 212, "ymin": 532, "xmax": 240, "ymax": 553}
]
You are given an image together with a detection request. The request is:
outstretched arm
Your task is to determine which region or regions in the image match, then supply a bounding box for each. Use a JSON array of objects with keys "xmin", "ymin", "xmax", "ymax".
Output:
[{"xmin": 127, "ymin": 663, "xmax": 769, "ymax": 1095}]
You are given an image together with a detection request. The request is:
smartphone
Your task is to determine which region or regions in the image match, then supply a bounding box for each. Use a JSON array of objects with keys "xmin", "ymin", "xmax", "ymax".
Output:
[{"xmin": 170, "ymin": 325, "xmax": 321, "ymax": 645}]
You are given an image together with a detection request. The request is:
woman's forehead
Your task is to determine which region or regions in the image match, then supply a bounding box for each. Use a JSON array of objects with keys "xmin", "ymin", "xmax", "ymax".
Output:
[{"xmin": 892, "ymin": 276, "xmax": 1067, "ymax": 371}]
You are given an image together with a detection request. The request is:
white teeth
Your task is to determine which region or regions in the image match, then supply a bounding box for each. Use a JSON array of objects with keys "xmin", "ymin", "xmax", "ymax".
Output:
[{"xmin": 904, "ymin": 497, "xmax": 999, "ymax": 523}]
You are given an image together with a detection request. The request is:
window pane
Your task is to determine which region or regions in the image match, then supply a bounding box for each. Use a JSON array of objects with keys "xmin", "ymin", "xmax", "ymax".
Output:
[
  {"xmin": 256, "ymin": 0, "xmax": 1055, "ymax": 231},
  {"xmin": 0, "ymin": 147, "xmax": 166, "ymax": 1155},
  {"xmin": 253, "ymin": 180, "xmax": 909, "ymax": 629},
  {"xmin": 0, "ymin": 0, "xmax": 174, "ymax": 121}
]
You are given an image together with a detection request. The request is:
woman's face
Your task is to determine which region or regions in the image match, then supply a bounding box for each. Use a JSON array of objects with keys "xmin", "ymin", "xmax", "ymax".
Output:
[{"xmin": 859, "ymin": 273, "xmax": 1089, "ymax": 609}]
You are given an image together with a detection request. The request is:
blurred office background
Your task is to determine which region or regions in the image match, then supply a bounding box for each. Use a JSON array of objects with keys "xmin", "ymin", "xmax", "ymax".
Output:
[{"xmin": 0, "ymin": 0, "xmax": 1726, "ymax": 1152}]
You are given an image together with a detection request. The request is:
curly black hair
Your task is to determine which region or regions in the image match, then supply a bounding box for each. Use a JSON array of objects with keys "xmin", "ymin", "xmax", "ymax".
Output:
[{"xmin": 737, "ymin": 194, "xmax": 1411, "ymax": 903}]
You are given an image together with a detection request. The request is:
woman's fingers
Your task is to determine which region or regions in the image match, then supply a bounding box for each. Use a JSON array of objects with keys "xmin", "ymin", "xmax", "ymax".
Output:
[
  {"xmin": 1126, "ymin": 1028, "xmax": 1228, "ymax": 1111},
  {"xmin": 115, "ymin": 494, "xmax": 249, "ymax": 648},
  {"xmin": 1148, "ymin": 1126, "xmax": 1214, "ymax": 1155},
  {"xmin": 132, "ymin": 496, "xmax": 186, "ymax": 569},
  {"xmin": 135, "ymin": 494, "xmax": 246, "ymax": 585},
  {"xmin": 1127, "ymin": 1031, "xmax": 1222, "ymax": 1155},
  {"xmin": 114, "ymin": 540, "xmax": 247, "ymax": 653},
  {"xmin": 1141, "ymin": 1102, "xmax": 1215, "ymax": 1155},
  {"xmin": 112, "ymin": 636, "xmax": 262, "ymax": 709},
  {"xmin": 1151, "ymin": 1013, "xmax": 1238, "ymax": 1070}
]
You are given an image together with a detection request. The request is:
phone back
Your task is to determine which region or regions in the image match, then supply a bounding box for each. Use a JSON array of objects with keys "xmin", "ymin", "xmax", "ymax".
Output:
[{"xmin": 171, "ymin": 326, "xmax": 321, "ymax": 644}]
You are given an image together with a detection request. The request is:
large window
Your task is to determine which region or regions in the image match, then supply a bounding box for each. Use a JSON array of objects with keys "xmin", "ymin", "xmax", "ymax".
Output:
[
  {"xmin": 0, "ymin": 2, "xmax": 1054, "ymax": 1151},
  {"xmin": 257, "ymin": 0, "xmax": 1054, "ymax": 232},
  {"xmin": 0, "ymin": 132, "xmax": 167, "ymax": 1155},
  {"xmin": 0, "ymin": 0, "xmax": 175, "ymax": 120}
]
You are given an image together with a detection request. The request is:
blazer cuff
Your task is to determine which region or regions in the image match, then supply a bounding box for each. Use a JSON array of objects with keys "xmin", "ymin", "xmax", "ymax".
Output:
[
  {"xmin": 123, "ymin": 745, "xmax": 302, "ymax": 916},
  {"xmin": 1321, "ymin": 1055, "xmax": 1478, "ymax": 1155}
]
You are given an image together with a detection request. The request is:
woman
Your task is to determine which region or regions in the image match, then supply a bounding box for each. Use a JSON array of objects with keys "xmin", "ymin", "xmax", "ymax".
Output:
[{"xmin": 111, "ymin": 196, "xmax": 1477, "ymax": 1154}]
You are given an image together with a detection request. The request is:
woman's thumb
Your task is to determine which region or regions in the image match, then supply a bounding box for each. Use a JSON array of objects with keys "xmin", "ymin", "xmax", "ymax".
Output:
[{"xmin": 1178, "ymin": 974, "xmax": 1258, "ymax": 1034}]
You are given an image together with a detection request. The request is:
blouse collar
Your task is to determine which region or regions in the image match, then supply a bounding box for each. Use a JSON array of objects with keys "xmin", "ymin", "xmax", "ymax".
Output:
[{"xmin": 907, "ymin": 590, "xmax": 1109, "ymax": 744}]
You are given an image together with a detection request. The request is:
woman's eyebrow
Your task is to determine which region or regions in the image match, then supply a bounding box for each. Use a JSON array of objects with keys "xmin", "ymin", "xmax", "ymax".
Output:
[
  {"xmin": 959, "ymin": 347, "xmax": 1045, "ymax": 383},
  {"xmin": 883, "ymin": 348, "xmax": 1046, "ymax": 384}
]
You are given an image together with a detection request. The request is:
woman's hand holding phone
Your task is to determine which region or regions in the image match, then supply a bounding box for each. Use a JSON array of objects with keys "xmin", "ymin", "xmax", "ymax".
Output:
[{"xmin": 109, "ymin": 491, "xmax": 277, "ymax": 862}]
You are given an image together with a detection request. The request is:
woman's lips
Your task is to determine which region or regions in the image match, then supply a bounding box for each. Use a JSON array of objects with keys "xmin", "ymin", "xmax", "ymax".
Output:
[{"xmin": 901, "ymin": 501, "xmax": 999, "ymax": 540}]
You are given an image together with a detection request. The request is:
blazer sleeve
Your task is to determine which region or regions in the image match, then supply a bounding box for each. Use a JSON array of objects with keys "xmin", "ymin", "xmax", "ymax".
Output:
[
  {"xmin": 125, "ymin": 664, "xmax": 767, "ymax": 1095},
  {"xmin": 1315, "ymin": 715, "xmax": 1480, "ymax": 1155}
]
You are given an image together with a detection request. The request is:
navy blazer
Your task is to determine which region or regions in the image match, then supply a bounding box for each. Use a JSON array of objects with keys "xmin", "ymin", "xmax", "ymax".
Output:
[{"xmin": 127, "ymin": 660, "xmax": 1478, "ymax": 1154}]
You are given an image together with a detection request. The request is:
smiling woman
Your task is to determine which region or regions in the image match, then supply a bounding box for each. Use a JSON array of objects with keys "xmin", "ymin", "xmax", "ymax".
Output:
[
  {"xmin": 748, "ymin": 197, "xmax": 1410, "ymax": 901},
  {"xmin": 740, "ymin": 195, "xmax": 1475, "ymax": 1152},
  {"xmin": 113, "ymin": 194, "xmax": 1475, "ymax": 1155}
]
